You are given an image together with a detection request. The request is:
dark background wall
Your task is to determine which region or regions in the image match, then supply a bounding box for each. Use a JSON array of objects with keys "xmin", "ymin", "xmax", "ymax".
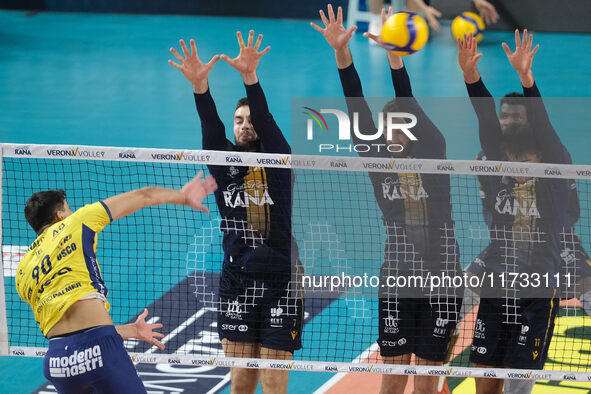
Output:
[{"xmin": 1, "ymin": 0, "xmax": 590, "ymax": 33}]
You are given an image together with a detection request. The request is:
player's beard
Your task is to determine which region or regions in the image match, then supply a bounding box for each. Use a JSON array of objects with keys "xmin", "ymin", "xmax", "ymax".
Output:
[{"xmin": 235, "ymin": 136, "xmax": 261, "ymax": 152}]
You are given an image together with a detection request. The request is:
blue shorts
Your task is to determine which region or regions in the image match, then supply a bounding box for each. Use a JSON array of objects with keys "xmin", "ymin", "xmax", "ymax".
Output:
[
  {"xmin": 217, "ymin": 264, "xmax": 303, "ymax": 353},
  {"xmin": 43, "ymin": 325, "xmax": 145, "ymax": 394}
]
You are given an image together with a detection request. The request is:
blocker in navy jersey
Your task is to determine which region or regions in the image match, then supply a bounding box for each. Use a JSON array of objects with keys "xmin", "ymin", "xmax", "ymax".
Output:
[
  {"xmin": 194, "ymin": 82, "xmax": 297, "ymax": 274},
  {"xmin": 467, "ymin": 79, "xmax": 570, "ymax": 294},
  {"xmin": 338, "ymin": 63, "xmax": 462, "ymax": 360},
  {"xmin": 43, "ymin": 325, "xmax": 145, "ymax": 394},
  {"xmin": 193, "ymin": 80, "xmax": 301, "ymax": 351}
]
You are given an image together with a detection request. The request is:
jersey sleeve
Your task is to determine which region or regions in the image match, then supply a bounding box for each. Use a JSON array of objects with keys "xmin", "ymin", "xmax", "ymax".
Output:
[
  {"xmin": 466, "ymin": 78, "xmax": 503, "ymax": 161},
  {"xmin": 338, "ymin": 63, "xmax": 388, "ymax": 158},
  {"xmin": 73, "ymin": 202, "xmax": 112, "ymax": 233},
  {"xmin": 390, "ymin": 66, "xmax": 445, "ymax": 158},
  {"xmin": 244, "ymin": 82, "xmax": 291, "ymax": 154},
  {"xmin": 194, "ymin": 88, "xmax": 234, "ymax": 151}
]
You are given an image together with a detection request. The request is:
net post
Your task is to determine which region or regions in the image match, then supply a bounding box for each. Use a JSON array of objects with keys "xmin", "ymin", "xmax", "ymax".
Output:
[{"xmin": 0, "ymin": 144, "xmax": 8, "ymax": 356}]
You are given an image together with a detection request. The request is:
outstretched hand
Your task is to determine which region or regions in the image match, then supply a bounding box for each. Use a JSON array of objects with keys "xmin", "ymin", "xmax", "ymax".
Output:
[
  {"xmin": 457, "ymin": 34, "xmax": 482, "ymax": 83},
  {"xmin": 221, "ymin": 30, "xmax": 270, "ymax": 84},
  {"xmin": 502, "ymin": 29, "xmax": 538, "ymax": 86},
  {"xmin": 182, "ymin": 171, "xmax": 217, "ymax": 214},
  {"xmin": 134, "ymin": 309, "xmax": 165, "ymax": 351},
  {"xmin": 363, "ymin": 7, "xmax": 394, "ymax": 49},
  {"xmin": 168, "ymin": 39, "xmax": 220, "ymax": 92},
  {"xmin": 473, "ymin": 0, "xmax": 499, "ymax": 25},
  {"xmin": 310, "ymin": 4, "xmax": 357, "ymax": 51},
  {"xmin": 363, "ymin": 7, "xmax": 403, "ymax": 69}
]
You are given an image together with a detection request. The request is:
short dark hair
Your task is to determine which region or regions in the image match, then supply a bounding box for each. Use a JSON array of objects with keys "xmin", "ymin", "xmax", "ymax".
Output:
[
  {"xmin": 25, "ymin": 190, "xmax": 66, "ymax": 234},
  {"xmin": 235, "ymin": 97, "xmax": 248, "ymax": 111},
  {"xmin": 382, "ymin": 98, "xmax": 400, "ymax": 113},
  {"xmin": 500, "ymin": 92, "xmax": 527, "ymax": 108},
  {"xmin": 501, "ymin": 123, "xmax": 541, "ymax": 158}
]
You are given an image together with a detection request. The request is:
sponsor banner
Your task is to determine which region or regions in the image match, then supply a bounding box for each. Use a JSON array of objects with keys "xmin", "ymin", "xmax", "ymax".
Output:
[
  {"xmin": 3, "ymin": 143, "xmax": 591, "ymax": 178},
  {"xmin": 11, "ymin": 343, "xmax": 588, "ymax": 382}
]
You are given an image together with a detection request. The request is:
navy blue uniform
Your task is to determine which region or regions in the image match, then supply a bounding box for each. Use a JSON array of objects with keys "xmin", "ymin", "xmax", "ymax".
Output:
[
  {"xmin": 467, "ymin": 85, "xmax": 591, "ymax": 296},
  {"xmin": 466, "ymin": 78, "xmax": 567, "ymax": 368},
  {"xmin": 44, "ymin": 326, "xmax": 146, "ymax": 394},
  {"xmin": 193, "ymin": 83, "xmax": 302, "ymax": 352},
  {"xmin": 338, "ymin": 63, "xmax": 462, "ymax": 361}
]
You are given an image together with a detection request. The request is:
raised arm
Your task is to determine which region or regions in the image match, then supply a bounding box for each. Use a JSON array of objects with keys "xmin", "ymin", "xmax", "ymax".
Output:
[
  {"xmin": 503, "ymin": 29, "xmax": 567, "ymax": 164},
  {"xmin": 103, "ymin": 171, "xmax": 217, "ymax": 222},
  {"xmin": 221, "ymin": 31, "xmax": 290, "ymax": 153},
  {"xmin": 312, "ymin": 5, "xmax": 387, "ymax": 157},
  {"xmin": 364, "ymin": 7, "xmax": 445, "ymax": 157},
  {"xmin": 169, "ymin": 39, "xmax": 230, "ymax": 150},
  {"xmin": 458, "ymin": 34, "xmax": 503, "ymax": 160}
]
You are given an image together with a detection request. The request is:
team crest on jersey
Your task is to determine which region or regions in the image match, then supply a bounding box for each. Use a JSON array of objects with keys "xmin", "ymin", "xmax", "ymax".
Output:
[
  {"xmin": 494, "ymin": 188, "xmax": 540, "ymax": 218},
  {"xmin": 228, "ymin": 166, "xmax": 240, "ymax": 177},
  {"xmin": 223, "ymin": 180, "xmax": 274, "ymax": 208},
  {"xmin": 381, "ymin": 176, "xmax": 428, "ymax": 201}
]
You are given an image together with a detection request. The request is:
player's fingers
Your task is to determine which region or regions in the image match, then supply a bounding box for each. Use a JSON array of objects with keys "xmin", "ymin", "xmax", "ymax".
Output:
[
  {"xmin": 522, "ymin": 29, "xmax": 528, "ymax": 47},
  {"xmin": 337, "ymin": 6, "xmax": 343, "ymax": 24},
  {"xmin": 168, "ymin": 60, "xmax": 183, "ymax": 70},
  {"xmin": 433, "ymin": 9, "xmax": 442, "ymax": 17},
  {"xmin": 207, "ymin": 54, "xmax": 221, "ymax": 68},
  {"xmin": 474, "ymin": 53, "xmax": 483, "ymax": 62},
  {"xmin": 254, "ymin": 34, "xmax": 263, "ymax": 50},
  {"xmin": 501, "ymin": 42, "xmax": 511, "ymax": 57},
  {"xmin": 194, "ymin": 170, "xmax": 204, "ymax": 181},
  {"xmin": 526, "ymin": 34, "xmax": 533, "ymax": 51},
  {"xmin": 190, "ymin": 39, "xmax": 198, "ymax": 57},
  {"xmin": 260, "ymin": 46, "xmax": 271, "ymax": 56},
  {"xmin": 319, "ymin": 10, "xmax": 329, "ymax": 27},
  {"xmin": 388, "ymin": 6, "xmax": 393, "ymax": 18},
  {"xmin": 170, "ymin": 47, "xmax": 185, "ymax": 63},
  {"xmin": 514, "ymin": 29, "xmax": 520, "ymax": 48},
  {"xmin": 220, "ymin": 54, "xmax": 234, "ymax": 65},
  {"xmin": 247, "ymin": 30, "xmax": 254, "ymax": 47},
  {"xmin": 139, "ymin": 308, "xmax": 148, "ymax": 320},
  {"xmin": 347, "ymin": 25, "xmax": 358, "ymax": 39},
  {"xmin": 150, "ymin": 323, "xmax": 163, "ymax": 329},
  {"xmin": 531, "ymin": 44, "xmax": 539, "ymax": 57},
  {"xmin": 151, "ymin": 339, "xmax": 165, "ymax": 351},
  {"xmin": 237, "ymin": 31, "xmax": 246, "ymax": 48},
  {"xmin": 196, "ymin": 205, "xmax": 211, "ymax": 215},
  {"xmin": 180, "ymin": 39, "xmax": 191, "ymax": 58},
  {"xmin": 381, "ymin": 8, "xmax": 386, "ymax": 24},
  {"xmin": 310, "ymin": 22, "xmax": 324, "ymax": 33},
  {"xmin": 328, "ymin": 4, "xmax": 336, "ymax": 23}
]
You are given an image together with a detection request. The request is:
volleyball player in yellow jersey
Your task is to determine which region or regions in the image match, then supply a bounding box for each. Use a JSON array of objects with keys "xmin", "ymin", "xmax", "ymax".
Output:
[{"xmin": 16, "ymin": 172, "xmax": 217, "ymax": 393}]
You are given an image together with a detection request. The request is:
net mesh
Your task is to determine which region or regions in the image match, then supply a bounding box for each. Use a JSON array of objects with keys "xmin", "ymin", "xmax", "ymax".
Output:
[{"xmin": 1, "ymin": 144, "xmax": 590, "ymax": 381}]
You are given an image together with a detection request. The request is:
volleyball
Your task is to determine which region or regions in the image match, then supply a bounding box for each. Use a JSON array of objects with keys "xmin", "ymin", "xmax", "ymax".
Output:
[
  {"xmin": 452, "ymin": 11, "xmax": 485, "ymax": 42},
  {"xmin": 381, "ymin": 12, "xmax": 429, "ymax": 56}
]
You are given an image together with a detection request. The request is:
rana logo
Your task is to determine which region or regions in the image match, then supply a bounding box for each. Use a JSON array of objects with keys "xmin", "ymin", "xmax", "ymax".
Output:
[{"xmin": 14, "ymin": 146, "xmax": 31, "ymax": 155}]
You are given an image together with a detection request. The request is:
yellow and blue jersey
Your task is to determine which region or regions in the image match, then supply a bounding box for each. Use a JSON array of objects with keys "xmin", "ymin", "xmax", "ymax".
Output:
[{"xmin": 16, "ymin": 201, "xmax": 113, "ymax": 336}]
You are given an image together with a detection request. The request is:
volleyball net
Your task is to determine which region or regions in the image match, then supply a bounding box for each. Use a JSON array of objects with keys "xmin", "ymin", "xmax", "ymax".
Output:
[{"xmin": 1, "ymin": 143, "xmax": 590, "ymax": 381}]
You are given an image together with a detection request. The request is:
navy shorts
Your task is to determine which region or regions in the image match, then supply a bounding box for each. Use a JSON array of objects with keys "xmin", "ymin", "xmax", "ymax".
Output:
[
  {"xmin": 378, "ymin": 297, "xmax": 461, "ymax": 361},
  {"xmin": 218, "ymin": 264, "xmax": 303, "ymax": 353},
  {"xmin": 43, "ymin": 325, "xmax": 145, "ymax": 394},
  {"xmin": 469, "ymin": 296, "xmax": 559, "ymax": 369}
]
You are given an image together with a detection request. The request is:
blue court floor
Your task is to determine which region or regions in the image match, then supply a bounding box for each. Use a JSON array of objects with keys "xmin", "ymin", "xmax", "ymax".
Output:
[{"xmin": 1, "ymin": 9, "xmax": 590, "ymax": 393}]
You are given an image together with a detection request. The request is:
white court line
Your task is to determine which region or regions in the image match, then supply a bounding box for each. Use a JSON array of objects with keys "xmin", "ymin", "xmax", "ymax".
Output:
[{"xmin": 313, "ymin": 343, "xmax": 379, "ymax": 394}]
